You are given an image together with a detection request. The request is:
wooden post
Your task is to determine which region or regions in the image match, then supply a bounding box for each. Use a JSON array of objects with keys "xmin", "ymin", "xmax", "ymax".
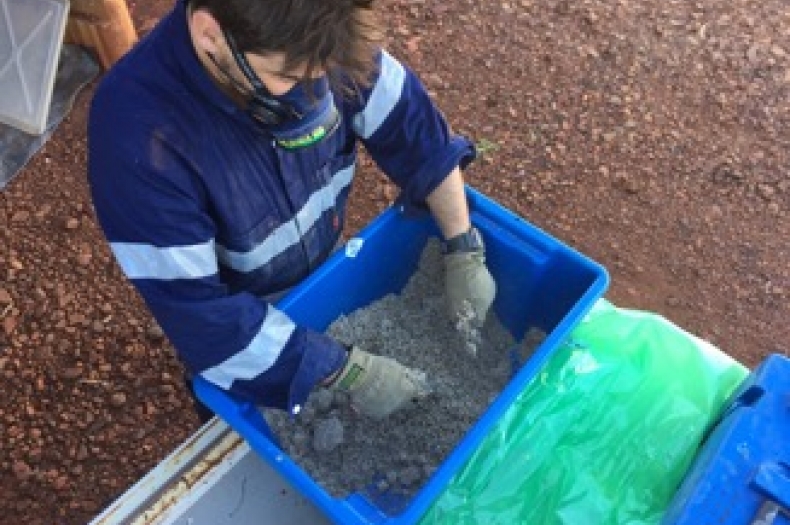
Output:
[{"xmin": 64, "ymin": 0, "xmax": 138, "ymax": 70}]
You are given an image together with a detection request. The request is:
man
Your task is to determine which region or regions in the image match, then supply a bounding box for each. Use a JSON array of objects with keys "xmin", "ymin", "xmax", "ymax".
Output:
[{"xmin": 88, "ymin": 0, "xmax": 495, "ymax": 422}]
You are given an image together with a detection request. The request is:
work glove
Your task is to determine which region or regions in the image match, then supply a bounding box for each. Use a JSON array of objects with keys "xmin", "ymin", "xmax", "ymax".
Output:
[
  {"xmin": 327, "ymin": 346, "xmax": 431, "ymax": 420},
  {"xmin": 444, "ymin": 248, "xmax": 496, "ymax": 328}
]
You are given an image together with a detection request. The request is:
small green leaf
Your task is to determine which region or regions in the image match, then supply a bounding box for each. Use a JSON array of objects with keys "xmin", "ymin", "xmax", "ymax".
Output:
[{"xmin": 476, "ymin": 138, "xmax": 500, "ymax": 156}]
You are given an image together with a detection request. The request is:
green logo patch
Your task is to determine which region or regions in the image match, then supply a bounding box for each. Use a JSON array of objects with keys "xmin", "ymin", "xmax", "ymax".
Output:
[
  {"xmin": 276, "ymin": 126, "xmax": 328, "ymax": 149},
  {"xmin": 336, "ymin": 363, "xmax": 364, "ymax": 390}
]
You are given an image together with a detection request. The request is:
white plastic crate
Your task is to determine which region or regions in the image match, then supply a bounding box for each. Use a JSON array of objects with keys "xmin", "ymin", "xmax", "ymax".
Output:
[{"xmin": 0, "ymin": 0, "xmax": 69, "ymax": 135}]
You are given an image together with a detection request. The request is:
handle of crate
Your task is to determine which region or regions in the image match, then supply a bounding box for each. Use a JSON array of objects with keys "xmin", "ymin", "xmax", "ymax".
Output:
[{"xmin": 750, "ymin": 461, "xmax": 790, "ymax": 524}]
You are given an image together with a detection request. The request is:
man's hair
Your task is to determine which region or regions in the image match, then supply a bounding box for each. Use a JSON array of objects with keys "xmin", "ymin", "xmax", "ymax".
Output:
[{"xmin": 190, "ymin": 0, "xmax": 382, "ymax": 93}]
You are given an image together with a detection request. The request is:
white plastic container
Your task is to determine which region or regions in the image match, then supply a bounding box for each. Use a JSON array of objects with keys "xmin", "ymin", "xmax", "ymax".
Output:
[{"xmin": 0, "ymin": 0, "xmax": 70, "ymax": 135}]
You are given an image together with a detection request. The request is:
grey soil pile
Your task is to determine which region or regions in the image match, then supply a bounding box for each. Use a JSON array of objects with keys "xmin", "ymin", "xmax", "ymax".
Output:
[
  {"xmin": 2, "ymin": 0, "xmax": 788, "ymax": 521},
  {"xmin": 267, "ymin": 240, "xmax": 528, "ymax": 499}
]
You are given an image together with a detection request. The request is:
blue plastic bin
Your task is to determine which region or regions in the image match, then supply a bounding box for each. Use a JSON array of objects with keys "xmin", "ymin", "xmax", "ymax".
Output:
[
  {"xmin": 194, "ymin": 187, "xmax": 609, "ymax": 525},
  {"xmin": 662, "ymin": 353, "xmax": 790, "ymax": 525}
]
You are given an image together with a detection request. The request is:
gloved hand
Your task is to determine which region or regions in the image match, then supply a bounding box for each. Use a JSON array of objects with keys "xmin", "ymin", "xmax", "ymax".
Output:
[
  {"xmin": 327, "ymin": 347, "xmax": 431, "ymax": 420},
  {"xmin": 444, "ymin": 249, "xmax": 496, "ymax": 327}
]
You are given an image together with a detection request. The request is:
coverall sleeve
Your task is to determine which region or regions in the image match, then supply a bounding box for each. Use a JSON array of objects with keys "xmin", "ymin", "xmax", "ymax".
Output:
[
  {"xmin": 87, "ymin": 111, "xmax": 346, "ymax": 415},
  {"xmin": 350, "ymin": 50, "xmax": 477, "ymax": 210}
]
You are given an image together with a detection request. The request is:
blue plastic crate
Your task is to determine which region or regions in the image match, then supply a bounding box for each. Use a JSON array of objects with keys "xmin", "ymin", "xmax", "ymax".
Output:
[
  {"xmin": 194, "ymin": 186, "xmax": 609, "ymax": 525},
  {"xmin": 663, "ymin": 354, "xmax": 790, "ymax": 525}
]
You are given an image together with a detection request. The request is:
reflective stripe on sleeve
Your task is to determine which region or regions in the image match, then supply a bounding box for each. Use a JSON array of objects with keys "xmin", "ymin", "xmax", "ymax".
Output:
[
  {"xmin": 199, "ymin": 304, "xmax": 296, "ymax": 389},
  {"xmin": 110, "ymin": 240, "xmax": 218, "ymax": 280},
  {"xmin": 352, "ymin": 50, "xmax": 405, "ymax": 139}
]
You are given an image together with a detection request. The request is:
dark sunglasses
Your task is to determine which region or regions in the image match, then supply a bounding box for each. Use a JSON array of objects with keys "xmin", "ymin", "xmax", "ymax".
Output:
[{"xmin": 208, "ymin": 29, "xmax": 303, "ymax": 126}]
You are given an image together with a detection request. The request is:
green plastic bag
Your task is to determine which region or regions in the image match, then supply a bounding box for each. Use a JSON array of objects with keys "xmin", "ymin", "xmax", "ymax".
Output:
[{"xmin": 420, "ymin": 299, "xmax": 748, "ymax": 525}]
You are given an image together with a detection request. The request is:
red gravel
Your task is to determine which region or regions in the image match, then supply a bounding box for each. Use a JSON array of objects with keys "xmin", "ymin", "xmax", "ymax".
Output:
[{"xmin": 1, "ymin": 0, "xmax": 787, "ymax": 523}]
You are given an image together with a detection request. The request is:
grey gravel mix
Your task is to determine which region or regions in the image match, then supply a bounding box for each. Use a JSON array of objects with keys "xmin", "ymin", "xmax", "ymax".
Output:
[{"xmin": 267, "ymin": 240, "xmax": 542, "ymax": 499}]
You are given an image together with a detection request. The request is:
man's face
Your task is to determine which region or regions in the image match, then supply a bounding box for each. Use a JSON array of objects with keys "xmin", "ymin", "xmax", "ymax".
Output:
[
  {"xmin": 216, "ymin": 49, "xmax": 314, "ymax": 97},
  {"xmin": 188, "ymin": 8, "xmax": 321, "ymax": 98}
]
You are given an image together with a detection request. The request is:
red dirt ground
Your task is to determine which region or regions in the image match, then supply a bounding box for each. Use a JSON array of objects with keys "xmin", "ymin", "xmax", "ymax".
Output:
[{"xmin": 0, "ymin": 0, "xmax": 787, "ymax": 523}]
